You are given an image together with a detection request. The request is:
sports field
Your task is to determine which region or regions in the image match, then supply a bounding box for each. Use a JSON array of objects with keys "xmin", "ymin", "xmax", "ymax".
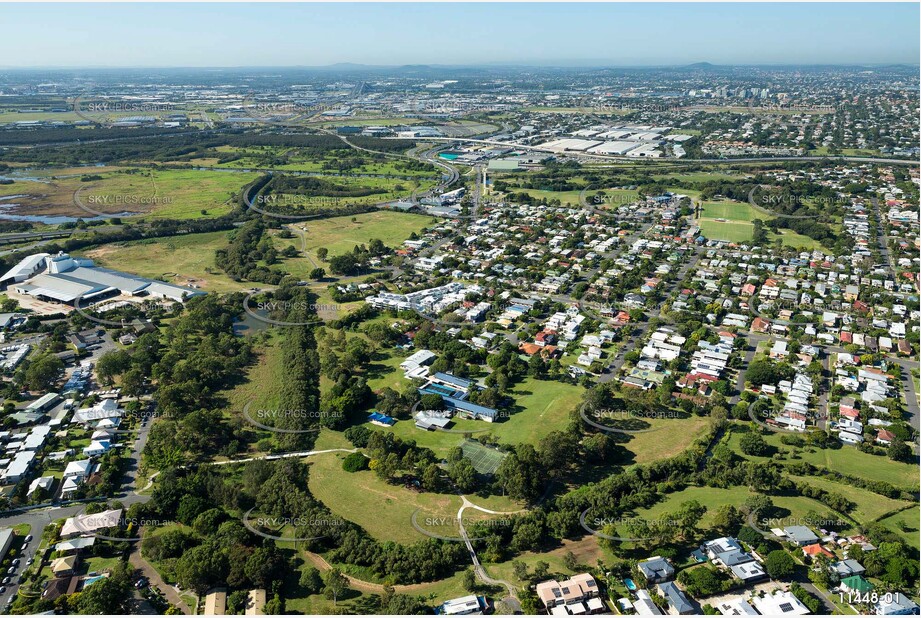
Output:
[{"xmin": 461, "ymin": 439, "xmax": 507, "ymax": 475}]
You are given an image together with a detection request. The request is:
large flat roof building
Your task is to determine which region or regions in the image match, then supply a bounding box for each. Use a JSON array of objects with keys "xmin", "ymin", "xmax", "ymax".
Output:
[{"xmin": 8, "ymin": 252, "xmax": 203, "ymax": 306}]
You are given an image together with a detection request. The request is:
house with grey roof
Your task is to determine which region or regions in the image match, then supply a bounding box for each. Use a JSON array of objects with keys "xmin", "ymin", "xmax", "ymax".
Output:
[
  {"xmin": 637, "ymin": 556, "xmax": 675, "ymax": 583},
  {"xmin": 655, "ymin": 581, "xmax": 694, "ymax": 615},
  {"xmin": 783, "ymin": 525, "xmax": 819, "ymax": 546}
]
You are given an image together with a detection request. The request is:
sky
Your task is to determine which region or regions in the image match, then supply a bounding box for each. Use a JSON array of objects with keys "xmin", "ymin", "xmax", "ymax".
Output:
[{"xmin": 1, "ymin": 3, "xmax": 918, "ymax": 68}]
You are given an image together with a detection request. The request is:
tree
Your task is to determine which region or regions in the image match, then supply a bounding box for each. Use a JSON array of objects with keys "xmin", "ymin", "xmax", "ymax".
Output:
[
  {"xmin": 422, "ymin": 463, "xmax": 441, "ymax": 491},
  {"xmin": 23, "ymin": 354, "xmax": 64, "ymax": 391},
  {"xmin": 174, "ymin": 543, "xmax": 229, "ymax": 594},
  {"xmin": 740, "ymin": 431, "xmax": 772, "ymax": 456},
  {"xmin": 299, "ymin": 567, "xmax": 323, "ymax": 595},
  {"xmin": 342, "ymin": 452, "xmax": 369, "ymax": 472},
  {"xmin": 887, "ymin": 439, "xmax": 912, "ymax": 463},
  {"xmin": 764, "ymin": 550, "xmax": 796, "ymax": 579},
  {"xmin": 462, "ymin": 568, "xmax": 476, "ymax": 592},
  {"xmin": 450, "ymin": 458, "xmax": 477, "ymax": 492},
  {"xmin": 512, "ymin": 560, "xmax": 529, "ymax": 581},
  {"xmin": 317, "ymin": 247, "xmax": 328, "ymax": 261},
  {"xmin": 309, "ymin": 268, "xmax": 326, "ymax": 280},
  {"xmin": 97, "ymin": 350, "xmax": 132, "ymax": 385},
  {"xmin": 713, "ymin": 505, "xmax": 744, "ymax": 534},
  {"xmin": 323, "ymin": 568, "xmax": 349, "ymax": 605}
]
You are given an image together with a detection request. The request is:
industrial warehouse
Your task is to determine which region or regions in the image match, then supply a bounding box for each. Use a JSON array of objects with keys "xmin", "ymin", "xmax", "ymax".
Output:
[{"xmin": 0, "ymin": 252, "xmax": 204, "ymax": 311}]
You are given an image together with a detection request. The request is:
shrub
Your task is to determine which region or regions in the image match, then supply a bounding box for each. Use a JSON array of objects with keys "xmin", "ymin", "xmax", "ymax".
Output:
[{"xmin": 342, "ymin": 452, "xmax": 369, "ymax": 472}]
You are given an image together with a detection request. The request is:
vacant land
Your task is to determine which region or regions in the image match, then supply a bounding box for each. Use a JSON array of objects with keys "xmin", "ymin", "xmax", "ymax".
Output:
[
  {"xmin": 623, "ymin": 416, "xmax": 713, "ymax": 465},
  {"xmin": 307, "ymin": 447, "xmax": 464, "ymax": 544},
  {"xmin": 878, "ymin": 507, "xmax": 921, "ymax": 549},
  {"xmin": 285, "ymin": 210, "xmax": 433, "ymax": 264},
  {"xmin": 624, "ymin": 485, "xmax": 849, "ymax": 536},
  {"xmin": 81, "ymin": 230, "xmax": 242, "ymax": 292},
  {"xmin": 0, "ymin": 168, "xmax": 256, "ymax": 219},
  {"xmin": 787, "ymin": 474, "xmax": 914, "ymax": 523},
  {"xmin": 726, "ymin": 426, "xmax": 920, "ymax": 490},
  {"xmin": 697, "ymin": 219, "xmax": 755, "ymax": 243}
]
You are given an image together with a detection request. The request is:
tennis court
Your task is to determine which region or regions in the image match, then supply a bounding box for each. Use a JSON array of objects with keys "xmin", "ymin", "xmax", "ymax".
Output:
[{"xmin": 461, "ymin": 439, "xmax": 507, "ymax": 475}]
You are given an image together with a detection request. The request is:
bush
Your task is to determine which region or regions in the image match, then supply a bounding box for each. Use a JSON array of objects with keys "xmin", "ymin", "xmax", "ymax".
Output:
[
  {"xmin": 764, "ymin": 550, "xmax": 796, "ymax": 579},
  {"xmin": 342, "ymin": 452, "xmax": 369, "ymax": 472}
]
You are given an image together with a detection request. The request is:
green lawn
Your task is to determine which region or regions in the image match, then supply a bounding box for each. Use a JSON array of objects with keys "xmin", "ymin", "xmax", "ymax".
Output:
[
  {"xmin": 80, "ymin": 169, "xmax": 259, "ymax": 219},
  {"xmin": 288, "ymin": 210, "xmax": 433, "ymax": 264},
  {"xmin": 623, "ymin": 416, "xmax": 713, "ymax": 465},
  {"xmin": 697, "ymin": 219, "xmax": 755, "ymax": 243},
  {"xmin": 787, "ymin": 475, "xmax": 914, "ymax": 523},
  {"xmin": 726, "ymin": 425, "xmax": 920, "ymax": 490},
  {"xmin": 80, "ymin": 230, "xmax": 244, "ymax": 293},
  {"xmin": 766, "ymin": 229, "xmax": 827, "ymax": 251},
  {"xmin": 306, "ymin": 448, "xmax": 464, "ymax": 544},
  {"xmin": 622, "ymin": 485, "xmax": 849, "ymax": 536},
  {"xmin": 877, "ymin": 507, "xmax": 920, "ymax": 549},
  {"xmin": 700, "ymin": 200, "xmax": 764, "ymax": 222}
]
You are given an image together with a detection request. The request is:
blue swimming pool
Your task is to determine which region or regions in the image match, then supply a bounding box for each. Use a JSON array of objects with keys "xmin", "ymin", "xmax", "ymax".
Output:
[{"xmin": 624, "ymin": 578, "xmax": 637, "ymax": 591}]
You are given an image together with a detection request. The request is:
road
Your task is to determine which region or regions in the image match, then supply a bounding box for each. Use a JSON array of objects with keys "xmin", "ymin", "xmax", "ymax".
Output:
[
  {"xmin": 456, "ymin": 497, "xmax": 522, "ymax": 613},
  {"xmin": 599, "ymin": 246, "xmax": 704, "ymax": 383}
]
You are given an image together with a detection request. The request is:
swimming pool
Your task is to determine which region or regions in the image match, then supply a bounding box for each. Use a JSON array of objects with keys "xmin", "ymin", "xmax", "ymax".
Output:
[{"xmin": 623, "ymin": 578, "xmax": 637, "ymax": 591}]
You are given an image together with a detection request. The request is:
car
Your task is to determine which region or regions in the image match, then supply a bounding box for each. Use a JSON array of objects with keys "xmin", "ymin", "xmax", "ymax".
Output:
[
  {"xmin": 2, "ymin": 577, "xmax": 9, "ymax": 585},
  {"xmin": 6, "ymin": 568, "xmax": 13, "ymax": 575},
  {"xmin": 10, "ymin": 559, "xmax": 18, "ymax": 566},
  {"xmin": 0, "ymin": 586, "xmax": 5, "ymax": 594},
  {"xmin": 22, "ymin": 536, "xmax": 31, "ymax": 544},
  {"xmin": 24, "ymin": 559, "xmax": 32, "ymax": 567}
]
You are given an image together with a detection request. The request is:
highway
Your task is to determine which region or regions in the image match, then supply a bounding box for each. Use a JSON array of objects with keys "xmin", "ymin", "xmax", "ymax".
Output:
[{"xmin": 394, "ymin": 136, "xmax": 921, "ymax": 167}]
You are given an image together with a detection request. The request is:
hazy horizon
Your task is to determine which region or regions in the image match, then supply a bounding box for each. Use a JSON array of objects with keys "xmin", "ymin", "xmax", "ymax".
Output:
[{"xmin": 1, "ymin": 3, "xmax": 918, "ymax": 68}]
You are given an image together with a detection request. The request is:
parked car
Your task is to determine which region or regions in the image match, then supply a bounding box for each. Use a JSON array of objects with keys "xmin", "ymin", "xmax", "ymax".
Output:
[{"xmin": 23, "ymin": 536, "xmax": 32, "ymax": 544}]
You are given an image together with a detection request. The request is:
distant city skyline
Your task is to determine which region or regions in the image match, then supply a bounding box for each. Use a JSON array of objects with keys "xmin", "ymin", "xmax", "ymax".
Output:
[{"xmin": 1, "ymin": 3, "xmax": 918, "ymax": 68}]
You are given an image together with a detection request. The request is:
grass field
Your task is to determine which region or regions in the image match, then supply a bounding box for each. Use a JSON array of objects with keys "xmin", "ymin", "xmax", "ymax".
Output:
[
  {"xmin": 700, "ymin": 200, "xmax": 765, "ymax": 221},
  {"xmin": 726, "ymin": 425, "xmax": 920, "ymax": 490},
  {"xmin": 623, "ymin": 416, "xmax": 713, "ymax": 465},
  {"xmin": 877, "ymin": 507, "xmax": 920, "ymax": 549},
  {"xmin": 222, "ymin": 333, "xmax": 285, "ymax": 413},
  {"xmin": 765, "ymin": 228, "xmax": 827, "ymax": 251},
  {"xmin": 285, "ymin": 210, "xmax": 433, "ymax": 264},
  {"xmin": 485, "ymin": 536, "xmax": 610, "ymax": 589},
  {"xmin": 307, "ymin": 444, "xmax": 464, "ymax": 544},
  {"xmin": 786, "ymin": 475, "xmax": 914, "ymax": 523},
  {"xmin": 697, "ymin": 219, "xmax": 755, "ymax": 243},
  {"xmin": 623, "ymin": 485, "xmax": 851, "ymax": 536},
  {"xmin": 0, "ymin": 168, "xmax": 256, "ymax": 220},
  {"xmin": 80, "ymin": 230, "xmax": 243, "ymax": 292}
]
